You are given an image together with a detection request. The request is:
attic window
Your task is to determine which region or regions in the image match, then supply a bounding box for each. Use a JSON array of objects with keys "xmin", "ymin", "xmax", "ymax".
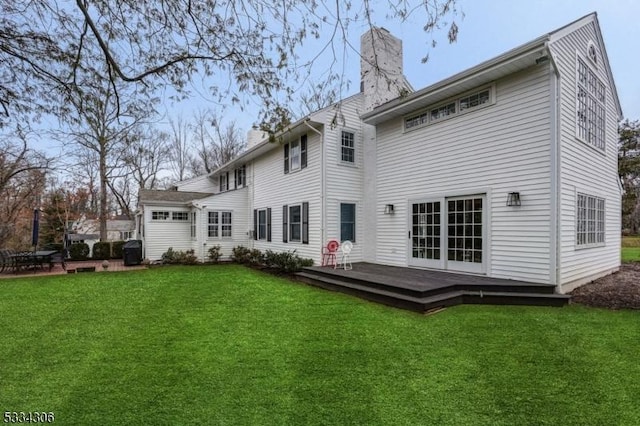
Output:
[{"xmin": 587, "ymin": 42, "xmax": 598, "ymax": 65}]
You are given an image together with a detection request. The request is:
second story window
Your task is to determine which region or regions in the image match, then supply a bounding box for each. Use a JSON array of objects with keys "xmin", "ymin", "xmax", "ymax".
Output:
[
  {"xmin": 219, "ymin": 172, "xmax": 229, "ymax": 192},
  {"xmin": 284, "ymin": 134, "xmax": 308, "ymax": 174},
  {"xmin": 341, "ymin": 131, "xmax": 355, "ymax": 164}
]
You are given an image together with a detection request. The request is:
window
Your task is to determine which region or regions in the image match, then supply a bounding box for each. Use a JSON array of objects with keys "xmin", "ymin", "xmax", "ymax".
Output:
[
  {"xmin": 430, "ymin": 102, "xmax": 456, "ymax": 121},
  {"xmin": 290, "ymin": 139, "xmax": 300, "ymax": 171},
  {"xmin": 219, "ymin": 173, "xmax": 229, "ymax": 192},
  {"xmin": 340, "ymin": 203, "xmax": 356, "ymax": 242},
  {"xmin": 404, "ymin": 87, "xmax": 492, "ymax": 130},
  {"xmin": 258, "ymin": 209, "xmax": 267, "ymax": 240},
  {"xmin": 576, "ymin": 57, "xmax": 606, "ymax": 151},
  {"xmin": 577, "ymin": 193, "xmax": 605, "ymax": 247},
  {"xmin": 208, "ymin": 211, "xmax": 231, "ymax": 238},
  {"xmin": 172, "ymin": 211, "xmax": 189, "ymax": 221},
  {"xmin": 190, "ymin": 212, "xmax": 197, "ymax": 239},
  {"xmin": 587, "ymin": 42, "xmax": 598, "ymax": 65},
  {"xmin": 151, "ymin": 211, "xmax": 170, "ymax": 220},
  {"xmin": 283, "ymin": 203, "xmax": 308, "ymax": 244},
  {"xmin": 208, "ymin": 212, "xmax": 218, "ymax": 238},
  {"xmin": 289, "ymin": 205, "xmax": 301, "ymax": 242},
  {"xmin": 284, "ymin": 134, "xmax": 308, "ymax": 174},
  {"xmin": 221, "ymin": 212, "xmax": 232, "ymax": 237},
  {"xmin": 341, "ymin": 131, "xmax": 355, "ymax": 163},
  {"xmin": 120, "ymin": 231, "xmax": 132, "ymax": 240},
  {"xmin": 234, "ymin": 165, "xmax": 246, "ymax": 188}
]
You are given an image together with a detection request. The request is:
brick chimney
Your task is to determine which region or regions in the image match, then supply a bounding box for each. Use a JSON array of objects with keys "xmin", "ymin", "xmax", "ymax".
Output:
[{"xmin": 360, "ymin": 27, "xmax": 405, "ymax": 112}]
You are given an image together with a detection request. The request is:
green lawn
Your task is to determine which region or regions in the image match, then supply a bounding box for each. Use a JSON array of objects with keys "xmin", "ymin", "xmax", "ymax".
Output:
[
  {"xmin": 1, "ymin": 265, "xmax": 638, "ymax": 425},
  {"xmin": 622, "ymin": 247, "xmax": 640, "ymax": 263}
]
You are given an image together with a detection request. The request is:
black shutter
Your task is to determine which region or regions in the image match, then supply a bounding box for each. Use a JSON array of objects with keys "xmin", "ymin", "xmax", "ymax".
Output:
[
  {"xmin": 282, "ymin": 205, "xmax": 288, "ymax": 243},
  {"xmin": 234, "ymin": 169, "xmax": 238, "ymax": 189},
  {"xmin": 301, "ymin": 134, "xmax": 307, "ymax": 169},
  {"xmin": 284, "ymin": 144, "xmax": 289, "ymax": 174},
  {"xmin": 253, "ymin": 209, "xmax": 257, "ymax": 240},
  {"xmin": 267, "ymin": 208, "xmax": 272, "ymax": 242},
  {"xmin": 302, "ymin": 202, "xmax": 309, "ymax": 244},
  {"xmin": 226, "ymin": 172, "xmax": 229, "ymax": 191}
]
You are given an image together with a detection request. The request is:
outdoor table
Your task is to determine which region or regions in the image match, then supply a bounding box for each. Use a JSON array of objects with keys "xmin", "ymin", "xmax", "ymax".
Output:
[{"xmin": 10, "ymin": 250, "xmax": 59, "ymax": 273}]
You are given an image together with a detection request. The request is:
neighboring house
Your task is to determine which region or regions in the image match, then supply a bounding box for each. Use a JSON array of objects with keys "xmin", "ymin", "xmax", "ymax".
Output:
[
  {"xmin": 66, "ymin": 215, "xmax": 136, "ymax": 255},
  {"xmin": 138, "ymin": 13, "xmax": 621, "ymax": 293}
]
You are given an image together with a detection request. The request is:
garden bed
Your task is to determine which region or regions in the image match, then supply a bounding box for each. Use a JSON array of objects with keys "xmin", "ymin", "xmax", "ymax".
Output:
[{"xmin": 570, "ymin": 263, "xmax": 640, "ymax": 310}]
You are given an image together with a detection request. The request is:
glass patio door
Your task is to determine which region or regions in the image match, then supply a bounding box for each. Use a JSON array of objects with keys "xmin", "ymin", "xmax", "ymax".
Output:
[
  {"xmin": 408, "ymin": 194, "xmax": 485, "ymax": 274},
  {"xmin": 445, "ymin": 196, "xmax": 484, "ymax": 274},
  {"xmin": 408, "ymin": 201, "xmax": 443, "ymax": 268}
]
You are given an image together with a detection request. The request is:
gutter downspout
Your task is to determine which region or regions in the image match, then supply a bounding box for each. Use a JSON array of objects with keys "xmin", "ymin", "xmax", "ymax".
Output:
[
  {"xmin": 547, "ymin": 41, "xmax": 562, "ymax": 294},
  {"xmin": 303, "ymin": 119, "xmax": 325, "ymax": 260}
]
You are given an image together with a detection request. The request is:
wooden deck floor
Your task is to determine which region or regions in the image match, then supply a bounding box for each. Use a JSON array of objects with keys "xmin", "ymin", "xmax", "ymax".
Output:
[{"xmin": 297, "ymin": 262, "xmax": 569, "ymax": 312}]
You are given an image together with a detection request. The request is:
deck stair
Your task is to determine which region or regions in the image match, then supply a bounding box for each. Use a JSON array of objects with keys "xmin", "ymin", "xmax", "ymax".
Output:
[{"xmin": 296, "ymin": 263, "xmax": 569, "ymax": 313}]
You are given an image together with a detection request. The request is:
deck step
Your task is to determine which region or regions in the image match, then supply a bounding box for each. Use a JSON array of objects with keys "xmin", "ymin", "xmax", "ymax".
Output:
[{"xmin": 296, "ymin": 270, "xmax": 569, "ymax": 312}]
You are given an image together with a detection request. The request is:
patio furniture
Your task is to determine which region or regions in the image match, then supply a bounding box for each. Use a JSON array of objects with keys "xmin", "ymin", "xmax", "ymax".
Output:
[
  {"xmin": 49, "ymin": 249, "xmax": 67, "ymax": 271},
  {"xmin": 338, "ymin": 240, "xmax": 353, "ymax": 270},
  {"xmin": 0, "ymin": 249, "xmax": 16, "ymax": 273},
  {"xmin": 322, "ymin": 239, "xmax": 340, "ymax": 267},
  {"xmin": 9, "ymin": 250, "xmax": 58, "ymax": 273}
]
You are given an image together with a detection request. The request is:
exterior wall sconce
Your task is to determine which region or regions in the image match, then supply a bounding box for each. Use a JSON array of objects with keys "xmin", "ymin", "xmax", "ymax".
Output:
[
  {"xmin": 384, "ymin": 204, "xmax": 395, "ymax": 215},
  {"xmin": 506, "ymin": 192, "xmax": 521, "ymax": 207}
]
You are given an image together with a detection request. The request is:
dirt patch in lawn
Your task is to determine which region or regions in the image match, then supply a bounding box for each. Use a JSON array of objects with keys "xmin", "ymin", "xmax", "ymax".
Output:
[{"xmin": 570, "ymin": 263, "xmax": 640, "ymax": 310}]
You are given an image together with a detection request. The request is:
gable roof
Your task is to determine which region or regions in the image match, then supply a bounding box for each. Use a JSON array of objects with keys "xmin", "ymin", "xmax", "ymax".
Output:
[
  {"xmin": 362, "ymin": 12, "xmax": 622, "ymax": 124},
  {"xmin": 139, "ymin": 189, "xmax": 213, "ymax": 205}
]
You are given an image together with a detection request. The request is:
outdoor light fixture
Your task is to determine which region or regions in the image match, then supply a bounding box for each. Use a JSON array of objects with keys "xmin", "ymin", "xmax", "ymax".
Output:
[
  {"xmin": 506, "ymin": 192, "xmax": 521, "ymax": 207},
  {"xmin": 384, "ymin": 204, "xmax": 395, "ymax": 215}
]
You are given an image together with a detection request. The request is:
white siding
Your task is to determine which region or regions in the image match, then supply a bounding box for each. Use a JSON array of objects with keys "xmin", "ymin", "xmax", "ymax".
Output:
[
  {"xmin": 175, "ymin": 175, "xmax": 216, "ymax": 192},
  {"xmin": 143, "ymin": 206, "xmax": 194, "ymax": 261},
  {"xmin": 374, "ymin": 65, "xmax": 553, "ymax": 283},
  {"xmin": 197, "ymin": 188, "xmax": 250, "ymax": 261},
  {"xmin": 324, "ymin": 95, "xmax": 368, "ymax": 262},
  {"xmin": 251, "ymin": 130, "xmax": 323, "ymax": 263},
  {"xmin": 550, "ymin": 21, "xmax": 621, "ymax": 291}
]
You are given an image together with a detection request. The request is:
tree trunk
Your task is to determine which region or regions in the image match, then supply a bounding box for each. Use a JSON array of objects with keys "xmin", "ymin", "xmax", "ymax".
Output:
[{"xmin": 99, "ymin": 136, "xmax": 108, "ymax": 241}]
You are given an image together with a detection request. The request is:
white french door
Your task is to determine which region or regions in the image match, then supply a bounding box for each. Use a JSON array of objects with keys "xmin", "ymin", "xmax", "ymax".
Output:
[{"xmin": 408, "ymin": 194, "xmax": 486, "ymax": 274}]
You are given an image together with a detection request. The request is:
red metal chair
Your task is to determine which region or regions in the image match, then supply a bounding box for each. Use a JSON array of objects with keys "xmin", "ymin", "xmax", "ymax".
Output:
[{"xmin": 322, "ymin": 239, "xmax": 340, "ymax": 267}]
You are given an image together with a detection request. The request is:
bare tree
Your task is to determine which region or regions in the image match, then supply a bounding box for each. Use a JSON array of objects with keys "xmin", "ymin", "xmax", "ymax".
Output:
[
  {"xmin": 191, "ymin": 110, "xmax": 246, "ymax": 174},
  {"xmin": 61, "ymin": 77, "xmax": 152, "ymax": 240},
  {"xmin": 168, "ymin": 117, "xmax": 193, "ymax": 182},
  {"xmin": 0, "ymin": 132, "xmax": 51, "ymax": 247},
  {"xmin": 1, "ymin": 1, "xmax": 461, "ymax": 126}
]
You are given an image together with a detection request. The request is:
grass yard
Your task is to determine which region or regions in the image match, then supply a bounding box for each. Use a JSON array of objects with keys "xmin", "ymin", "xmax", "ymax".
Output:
[
  {"xmin": 622, "ymin": 247, "xmax": 640, "ymax": 263},
  {"xmin": 1, "ymin": 265, "xmax": 639, "ymax": 425}
]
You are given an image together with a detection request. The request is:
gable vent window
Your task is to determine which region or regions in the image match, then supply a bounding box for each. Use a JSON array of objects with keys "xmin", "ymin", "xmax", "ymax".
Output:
[{"xmin": 576, "ymin": 57, "xmax": 605, "ymax": 151}]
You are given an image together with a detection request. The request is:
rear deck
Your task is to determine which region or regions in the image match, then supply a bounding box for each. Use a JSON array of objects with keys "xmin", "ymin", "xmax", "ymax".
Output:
[{"xmin": 297, "ymin": 262, "xmax": 569, "ymax": 313}]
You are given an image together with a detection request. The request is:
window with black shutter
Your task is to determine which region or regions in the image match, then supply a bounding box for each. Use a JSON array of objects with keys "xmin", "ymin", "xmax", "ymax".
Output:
[
  {"xmin": 282, "ymin": 205, "xmax": 288, "ymax": 242},
  {"xmin": 302, "ymin": 202, "xmax": 309, "ymax": 244},
  {"xmin": 284, "ymin": 144, "xmax": 289, "ymax": 174},
  {"xmin": 267, "ymin": 208, "xmax": 272, "ymax": 242}
]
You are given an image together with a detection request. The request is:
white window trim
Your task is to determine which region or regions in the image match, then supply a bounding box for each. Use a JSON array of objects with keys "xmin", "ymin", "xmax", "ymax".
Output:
[
  {"xmin": 257, "ymin": 208, "xmax": 268, "ymax": 241},
  {"xmin": 339, "ymin": 129, "xmax": 357, "ymax": 166},
  {"xmin": 403, "ymin": 84, "xmax": 496, "ymax": 133},
  {"xmin": 220, "ymin": 211, "xmax": 233, "ymax": 238},
  {"xmin": 289, "ymin": 139, "xmax": 301, "ymax": 172},
  {"xmin": 171, "ymin": 211, "xmax": 190, "ymax": 221},
  {"xmin": 190, "ymin": 212, "xmax": 197, "ymax": 240},
  {"xmin": 151, "ymin": 211, "xmax": 170, "ymax": 221},
  {"xmin": 207, "ymin": 210, "xmax": 233, "ymax": 239},
  {"xmin": 575, "ymin": 191, "xmax": 606, "ymax": 249},
  {"xmin": 339, "ymin": 201, "xmax": 357, "ymax": 243},
  {"xmin": 288, "ymin": 203, "xmax": 302, "ymax": 243},
  {"xmin": 574, "ymin": 51, "xmax": 606, "ymax": 154}
]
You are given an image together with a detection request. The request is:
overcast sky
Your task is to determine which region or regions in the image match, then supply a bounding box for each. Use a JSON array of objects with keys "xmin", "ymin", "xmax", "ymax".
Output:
[
  {"xmin": 167, "ymin": 0, "xmax": 639, "ymax": 134},
  {"xmin": 31, "ymin": 0, "xmax": 640, "ymax": 155}
]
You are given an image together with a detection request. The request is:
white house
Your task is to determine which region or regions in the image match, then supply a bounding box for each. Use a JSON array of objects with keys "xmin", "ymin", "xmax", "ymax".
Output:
[{"xmin": 138, "ymin": 13, "xmax": 621, "ymax": 294}]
